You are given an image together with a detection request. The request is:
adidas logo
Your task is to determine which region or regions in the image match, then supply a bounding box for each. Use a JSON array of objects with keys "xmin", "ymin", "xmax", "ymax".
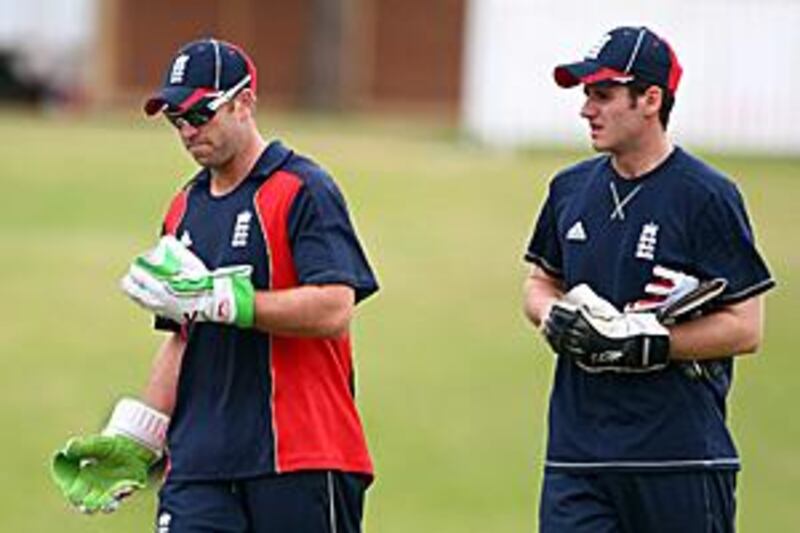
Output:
[{"xmin": 566, "ymin": 221, "xmax": 587, "ymax": 241}]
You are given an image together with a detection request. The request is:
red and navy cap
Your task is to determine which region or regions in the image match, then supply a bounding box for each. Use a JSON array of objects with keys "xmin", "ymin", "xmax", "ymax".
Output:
[
  {"xmin": 144, "ymin": 38, "xmax": 258, "ymax": 115},
  {"xmin": 554, "ymin": 26, "xmax": 682, "ymax": 94}
]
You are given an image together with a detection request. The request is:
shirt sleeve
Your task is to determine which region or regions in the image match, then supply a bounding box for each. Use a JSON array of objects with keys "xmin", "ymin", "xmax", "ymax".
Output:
[
  {"xmin": 691, "ymin": 183, "xmax": 774, "ymax": 304},
  {"xmin": 524, "ymin": 185, "xmax": 563, "ymax": 277},
  {"xmin": 287, "ymin": 176, "xmax": 379, "ymax": 303}
]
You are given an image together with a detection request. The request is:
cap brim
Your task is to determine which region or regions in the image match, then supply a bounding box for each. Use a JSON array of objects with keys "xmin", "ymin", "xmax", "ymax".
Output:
[
  {"xmin": 143, "ymin": 86, "xmax": 216, "ymax": 116},
  {"xmin": 554, "ymin": 61, "xmax": 634, "ymax": 88}
]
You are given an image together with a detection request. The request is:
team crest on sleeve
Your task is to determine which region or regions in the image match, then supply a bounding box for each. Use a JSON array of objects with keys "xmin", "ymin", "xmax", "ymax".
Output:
[
  {"xmin": 635, "ymin": 222, "xmax": 659, "ymax": 260},
  {"xmin": 231, "ymin": 210, "xmax": 252, "ymax": 248}
]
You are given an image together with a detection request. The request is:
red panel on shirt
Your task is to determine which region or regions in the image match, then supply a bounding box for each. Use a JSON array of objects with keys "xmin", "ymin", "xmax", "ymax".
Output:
[
  {"xmin": 162, "ymin": 188, "xmax": 189, "ymax": 236},
  {"xmin": 254, "ymin": 170, "xmax": 373, "ymax": 476}
]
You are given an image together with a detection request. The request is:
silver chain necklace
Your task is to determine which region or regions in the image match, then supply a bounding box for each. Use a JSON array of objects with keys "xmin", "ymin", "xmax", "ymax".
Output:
[{"xmin": 609, "ymin": 181, "xmax": 642, "ymax": 221}]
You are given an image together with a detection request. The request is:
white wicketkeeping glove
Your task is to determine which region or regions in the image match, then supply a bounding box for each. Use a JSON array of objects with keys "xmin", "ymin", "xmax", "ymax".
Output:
[
  {"xmin": 543, "ymin": 284, "xmax": 671, "ymax": 373},
  {"xmin": 120, "ymin": 235, "xmax": 255, "ymax": 328}
]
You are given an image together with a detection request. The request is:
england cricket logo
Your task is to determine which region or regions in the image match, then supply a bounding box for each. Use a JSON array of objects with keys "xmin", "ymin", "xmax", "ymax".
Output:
[
  {"xmin": 157, "ymin": 511, "xmax": 172, "ymax": 533},
  {"xmin": 635, "ymin": 222, "xmax": 659, "ymax": 261},
  {"xmin": 170, "ymin": 54, "xmax": 190, "ymax": 84},
  {"xmin": 231, "ymin": 210, "xmax": 252, "ymax": 248}
]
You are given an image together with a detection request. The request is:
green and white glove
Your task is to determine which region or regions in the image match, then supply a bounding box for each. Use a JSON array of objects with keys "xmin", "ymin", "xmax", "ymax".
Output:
[
  {"xmin": 51, "ymin": 398, "xmax": 169, "ymax": 514},
  {"xmin": 121, "ymin": 235, "xmax": 256, "ymax": 328}
]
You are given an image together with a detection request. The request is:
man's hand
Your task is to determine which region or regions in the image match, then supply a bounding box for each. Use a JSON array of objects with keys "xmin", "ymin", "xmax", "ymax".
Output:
[
  {"xmin": 121, "ymin": 235, "xmax": 255, "ymax": 328},
  {"xmin": 51, "ymin": 398, "xmax": 168, "ymax": 514},
  {"xmin": 543, "ymin": 284, "xmax": 670, "ymax": 372}
]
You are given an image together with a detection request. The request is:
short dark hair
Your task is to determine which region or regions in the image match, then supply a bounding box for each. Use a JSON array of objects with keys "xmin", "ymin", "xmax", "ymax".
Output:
[{"xmin": 626, "ymin": 80, "xmax": 675, "ymax": 130}]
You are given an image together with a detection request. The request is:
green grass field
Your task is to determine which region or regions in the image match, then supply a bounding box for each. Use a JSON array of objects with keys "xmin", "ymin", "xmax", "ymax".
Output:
[{"xmin": 0, "ymin": 109, "xmax": 797, "ymax": 531}]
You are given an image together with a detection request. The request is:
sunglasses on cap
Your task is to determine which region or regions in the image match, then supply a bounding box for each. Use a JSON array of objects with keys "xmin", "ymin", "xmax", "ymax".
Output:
[{"xmin": 165, "ymin": 74, "xmax": 251, "ymax": 129}]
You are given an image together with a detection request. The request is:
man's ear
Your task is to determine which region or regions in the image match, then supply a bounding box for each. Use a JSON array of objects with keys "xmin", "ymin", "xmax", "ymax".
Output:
[
  {"xmin": 643, "ymin": 86, "xmax": 663, "ymax": 118},
  {"xmin": 239, "ymin": 89, "xmax": 257, "ymax": 110}
]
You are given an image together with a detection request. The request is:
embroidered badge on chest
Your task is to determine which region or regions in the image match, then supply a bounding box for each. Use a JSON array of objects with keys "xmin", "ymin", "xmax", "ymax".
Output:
[
  {"xmin": 231, "ymin": 210, "xmax": 252, "ymax": 248},
  {"xmin": 157, "ymin": 511, "xmax": 172, "ymax": 533},
  {"xmin": 635, "ymin": 222, "xmax": 659, "ymax": 261}
]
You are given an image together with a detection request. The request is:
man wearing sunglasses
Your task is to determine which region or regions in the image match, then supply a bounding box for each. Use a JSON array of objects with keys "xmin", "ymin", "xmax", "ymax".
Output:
[{"xmin": 52, "ymin": 38, "xmax": 379, "ymax": 533}]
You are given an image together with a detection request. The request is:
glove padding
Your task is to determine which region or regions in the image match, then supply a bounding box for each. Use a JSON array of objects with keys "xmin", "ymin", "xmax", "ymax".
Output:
[
  {"xmin": 625, "ymin": 265, "xmax": 699, "ymax": 313},
  {"xmin": 51, "ymin": 435, "xmax": 157, "ymax": 514},
  {"xmin": 544, "ymin": 284, "xmax": 670, "ymax": 373},
  {"xmin": 121, "ymin": 235, "xmax": 255, "ymax": 328},
  {"xmin": 51, "ymin": 398, "xmax": 168, "ymax": 514},
  {"xmin": 625, "ymin": 265, "xmax": 728, "ymax": 325}
]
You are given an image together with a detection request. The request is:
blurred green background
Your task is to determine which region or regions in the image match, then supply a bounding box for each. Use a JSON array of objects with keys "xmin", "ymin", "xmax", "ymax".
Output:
[{"xmin": 0, "ymin": 110, "xmax": 797, "ymax": 531}]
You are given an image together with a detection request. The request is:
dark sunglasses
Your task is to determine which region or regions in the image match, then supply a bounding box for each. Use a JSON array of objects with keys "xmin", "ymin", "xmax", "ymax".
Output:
[
  {"xmin": 165, "ymin": 105, "xmax": 215, "ymax": 128},
  {"xmin": 164, "ymin": 74, "xmax": 251, "ymax": 129}
]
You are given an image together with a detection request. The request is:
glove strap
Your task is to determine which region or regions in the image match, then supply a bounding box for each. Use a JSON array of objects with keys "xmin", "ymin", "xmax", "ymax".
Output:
[
  {"xmin": 102, "ymin": 398, "xmax": 169, "ymax": 458},
  {"xmin": 212, "ymin": 271, "xmax": 255, "ymax": 328}
]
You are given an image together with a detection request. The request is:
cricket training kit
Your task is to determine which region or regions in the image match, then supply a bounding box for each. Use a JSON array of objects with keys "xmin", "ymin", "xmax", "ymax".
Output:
[
  {"xmin": 528, "ymin": 25, "xmax": 776, "ymax": 532},
  {"xmin": 53, "ymin": 143, "xmax": 378, "ymax": 521},
  {"xmin": 143, "ymin": 141, "xmax": 378, "ymax": 480},
  {"xmin": 525, "ymin": 146, "xmax": 774, "ymax": 471},
  {"xmin": 52, "ymin": 37, "xmax": 379, "ymax": 531}
]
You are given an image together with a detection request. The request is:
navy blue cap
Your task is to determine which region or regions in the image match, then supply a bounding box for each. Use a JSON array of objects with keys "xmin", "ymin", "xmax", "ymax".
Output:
[
  {"xmin": 144, "ymin": 38, "xmax": 257, "ymax": 115},
  {"xmin": 554, "ymin": 27, "xmax": 682, "ymax": 94}
]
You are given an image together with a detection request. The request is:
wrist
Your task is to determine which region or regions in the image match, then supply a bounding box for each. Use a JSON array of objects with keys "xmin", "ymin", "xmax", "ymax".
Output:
[
  {"xmin": 102, "ymin": 398, "xmax": 169, "ymax": 459},
  {"xmin": 625, "ymin": 312, "xmax": 671, "ymax": 367},
  {"xmin": 211, "ymin": 272, "xmax": 255, "ymax": 328},
  {"xmin": 539, "ymin": 301, "xmax": 554, "ymax": 329}
]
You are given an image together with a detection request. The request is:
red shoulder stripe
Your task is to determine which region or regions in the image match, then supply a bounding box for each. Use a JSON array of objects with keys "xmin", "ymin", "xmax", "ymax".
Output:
[
  {"xmin": 163, "ymin": 188, "xmax": 189, "ymax": 236},
  {"xmin": 254, "ymin": 171, "xmax": 373, "ymax": 476}
]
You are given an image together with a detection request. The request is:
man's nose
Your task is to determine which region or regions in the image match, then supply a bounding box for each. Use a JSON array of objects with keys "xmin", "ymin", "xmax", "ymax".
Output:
[{"xmin": 580, "ymin": 99, "xmax": 596, "ymax": 119}]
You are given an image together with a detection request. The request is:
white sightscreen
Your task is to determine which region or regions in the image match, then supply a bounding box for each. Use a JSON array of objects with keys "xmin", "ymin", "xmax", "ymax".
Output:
[{"xmin": 463, "ymin": 0, "xmax": 800, "ymax": 153}]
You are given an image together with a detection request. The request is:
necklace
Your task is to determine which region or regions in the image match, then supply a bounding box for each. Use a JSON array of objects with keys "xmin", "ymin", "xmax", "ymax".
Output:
[
  {"xmin": 606, "ymin": 146, "xmax": 674, "ymax": 221},
  {"xmin": 609, "ymin": 181, "xmax": 642, "ymax": 221}
]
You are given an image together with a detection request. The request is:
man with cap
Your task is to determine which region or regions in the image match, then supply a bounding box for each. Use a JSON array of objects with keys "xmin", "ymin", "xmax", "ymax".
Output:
[
  {"xmin": 51, "ymin": 38, "xmax": 379, "ymax": 532},
  {"xmin": 522, "ymin": 26, "xmax": 773, "ymax": 532}
]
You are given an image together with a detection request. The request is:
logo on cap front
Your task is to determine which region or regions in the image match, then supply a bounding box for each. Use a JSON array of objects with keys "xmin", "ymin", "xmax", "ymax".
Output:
[
  {"xmin": 586, "ymin": 33, "xmax": 612, "ymax": 60},
  {"xmin": 170, "ymin": 54, "xmax": 190, "ymax": 84}
]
